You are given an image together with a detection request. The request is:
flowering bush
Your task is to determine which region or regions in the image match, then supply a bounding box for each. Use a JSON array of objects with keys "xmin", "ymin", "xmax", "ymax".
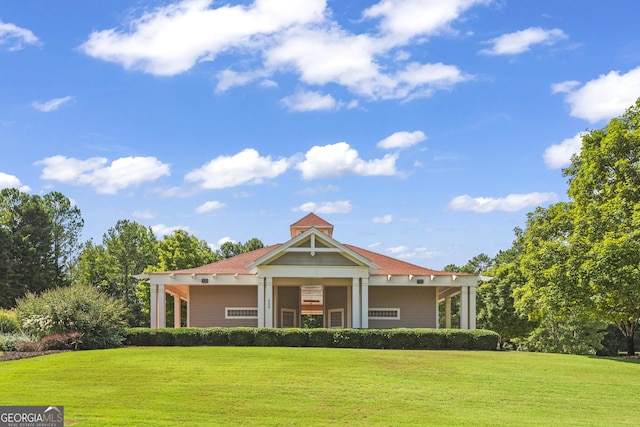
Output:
[{"xmin": 16, "ymin": 284, "xmax": 128, "ymax": 349}]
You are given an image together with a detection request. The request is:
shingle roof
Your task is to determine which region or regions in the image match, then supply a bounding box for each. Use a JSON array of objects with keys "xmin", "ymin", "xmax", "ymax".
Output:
[
  {"xmin": 290, "ymin": 212, "xmax": 333, "ymax": 228},
  {"xmin": 151, "ymin": 241, "xmax": 465, "ymax": 277}
]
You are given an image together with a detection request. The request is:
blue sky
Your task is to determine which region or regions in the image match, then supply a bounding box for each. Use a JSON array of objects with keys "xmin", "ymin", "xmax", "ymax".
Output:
[{"xmin": 2, "ymin": 0, "xmax": 640, "ymax": 269}]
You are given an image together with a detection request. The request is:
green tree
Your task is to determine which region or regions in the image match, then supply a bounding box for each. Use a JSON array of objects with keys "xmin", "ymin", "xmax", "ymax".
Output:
[
  {"xmin": 477, "ymin": 229, "xmax": 533, "ymax": 349},
  {"xmin": 0, "ymin": 189, "xmax": 55, "ymax": 307},
  {"xmin": 153, "ymin": 229, "xmax": 216, "ymax": 271},
  {"xmin": 564, "ymin": 99, "xmax": 640, "ymax": 355},
  {"xmin": 42, "ymin": 191, "xmax": 84, "ymax": 287},
  {"xmin": 515, "ymin": 203, "xmax": 606, "ymax": 355}
]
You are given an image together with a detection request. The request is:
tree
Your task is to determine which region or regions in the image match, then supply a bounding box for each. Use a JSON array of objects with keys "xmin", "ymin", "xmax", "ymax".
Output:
[
  {"xmin": 564, "ymin": 99, "xmax": 640, "ymax": 355},
  {"xmin": 514, "ymin": 203, "xmax": 606, "ymax": 354},
  {"xmin": 0, "ymin": 189, "xmax": 55, "ymax": 307},
  {"xmin": 477, "ymin": 229, "xmax": 533, "ymax": 349},
  {"xmin": 42, "ymin": 191, "xmax": 84, "ymax": 287},
  {"xmin": 153, "ymin": 229, "xmax": 216, "ymax": 272}
]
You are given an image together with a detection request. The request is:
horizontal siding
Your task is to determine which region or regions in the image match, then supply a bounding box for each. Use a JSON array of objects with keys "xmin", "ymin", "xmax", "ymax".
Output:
[
  {"xmin": 269, "ymin": 252, "xmax": 358, "ymax": 266},
  {"xmin": 368, "ymin": 286, "xmax": 436, "ymax": 328},
  {"xmin": 190, "ymin": 285, "xmax": 257, "ymax": 327}
]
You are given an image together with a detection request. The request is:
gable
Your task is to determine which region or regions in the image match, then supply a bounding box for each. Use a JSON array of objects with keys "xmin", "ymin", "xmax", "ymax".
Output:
[{"xmin": 247, "ymin": 227, "xmax": 379, "ymax": 270}]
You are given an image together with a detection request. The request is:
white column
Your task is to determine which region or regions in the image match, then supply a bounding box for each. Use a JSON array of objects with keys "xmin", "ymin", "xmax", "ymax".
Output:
[
  {"xmin": 434, "ymin": 287, "xmax": 439, "ymax": 329},
  {"xmin": 445, "ymin": 296, "xmax": 452, "ymax": 329},
  {"xmin": 150, "ymin": 284, "xmax": 158, "ymax": 329},
  {"xmin": 158, "ymin": 284, "xmax": 166, "ymax": 328},
  {"xmin": 257, "ymin": 278, "xmax": 265, "ymax": 328},
  {"xmin": 174, "ymin": 295, "xmax": 181, "ymax": 328},
  {"xmin": 469, "ymin": 286, "xmax": 477, "ymax": 330},
  {"xmin": 460, "ymin": 286, "xmax": 468, "ymax": 330},
  {"xmin": 351, "ymin": 278, "xmax": 361, "ymax": 328},
  {"xmin": 361, "ymin": 278, "xmax": 369, "ymax": 329},
  {"xmin": 265, "ymin": 277, "xmax": 273, "ymax": 328}
]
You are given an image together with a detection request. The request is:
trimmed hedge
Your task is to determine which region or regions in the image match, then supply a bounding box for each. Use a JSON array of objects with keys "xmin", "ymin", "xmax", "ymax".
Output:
[{"xmin": 124, "ymin": 327, "xmax": 498, "ymax": 350}]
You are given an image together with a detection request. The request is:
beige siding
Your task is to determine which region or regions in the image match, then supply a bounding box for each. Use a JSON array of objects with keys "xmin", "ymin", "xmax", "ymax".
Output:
[
  {"xmin": 277, "ymin": 286, "xmax": 300, "ymax": 327},
  {"xmin": 269, "ymin": 252, "xmax": 358, "ymax": 266},
  {"xmin": 368, "ymin": 286, "xmax": 436, "ymax": 328},
  {"xmin": 325, "ymin": 286, "xmax": 348, "ymax": 328},
  {"xmin": 189, "ymin": 286, "xmax": 257, "ymax": 327}
]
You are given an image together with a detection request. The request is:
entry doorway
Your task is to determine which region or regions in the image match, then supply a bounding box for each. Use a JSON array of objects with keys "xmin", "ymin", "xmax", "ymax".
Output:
[{"xmin": 301, "ymin": 285, "xmax": 323, "ymax": 328}]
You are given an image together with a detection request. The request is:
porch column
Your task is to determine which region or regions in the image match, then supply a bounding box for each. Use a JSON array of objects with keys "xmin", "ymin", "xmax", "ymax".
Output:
[
  {"xmin": 174, "ymin": 295, "xmax": 181, "ymax": 328},
  {"xmin": 150, "ymin": 284, "xmax": 158, "ymax": 329},
  {"xmin": 445, "ymin": 296, "xmax": 452, "ymax": 329},
  {"xmin": 257, "ymin": 278, "xmax": 265, "ymax": 328},
  {"xmin": 469, "ymin": 286, "xmax": 477, "ymax": 330},
  {"xmin": 435, "ymin": 287, "xmax": 439, "ymax": 329},
  {"xmin": 265, "ymin": 277, "xmax": 274, "ymax": 328},
  {"xmin": 351, "ymin": 278, "xmax": 361, "ymax": 328},
  {"xmin": 158, "ymin": 284, "xmax": 166, "ymax": 328},
  {"xmin": 460, "ymin": 286, "xmax": 468, "ymax": 330},
  {"xmin": 361, "ymin": 278, "xmax": 369, "ymax": 329}
]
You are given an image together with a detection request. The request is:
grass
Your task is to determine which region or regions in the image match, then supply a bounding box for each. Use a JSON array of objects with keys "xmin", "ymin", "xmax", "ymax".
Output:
[{"xmin": 1, "ymin": 347, "xmax": 639, "ymax": 426}]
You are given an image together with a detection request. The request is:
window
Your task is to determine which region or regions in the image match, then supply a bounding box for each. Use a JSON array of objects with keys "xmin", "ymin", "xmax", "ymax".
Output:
[
  {"xmin": 368, "ymin": 308, "xmax": 400, "ymax": 320},
  {"xmin": 225, "ymin": 307, "xmax": 258, "ymax": 319},
  {"xmin": 281, "ymin": 309, "xmax": 297, "ymax": 328},
  {"xmin": 328, "ymin": 308, "xmax": 344, "ymax": 328}
]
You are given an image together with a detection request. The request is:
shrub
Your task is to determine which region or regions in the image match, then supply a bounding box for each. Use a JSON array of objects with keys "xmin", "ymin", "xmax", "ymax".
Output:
[
  {"xmin": 201, "ymin": 328, "xmax": 230, "ymax": 346},
  {"xmin": 16, "ymin": 283, "xmax": 128, "ymax": 349},
  {"xmin": 121, "ymin": 327, "xmax": 499, "ymax": 350},
  {"xmin": 307, "ymin": 329, "xmax": 334, "ymax": 347},
  {"xmin": 279, "ymin": 329, "xmax": 309, "ymax": 347},
  {"xmin": 228, "ymin": 328, "xmax": 255, "ymax": 346},
  {"xmin": 0, "ymin": 332, "xmax": 36, "ymax": 351},
  {"xmin": 387, "ymin": 329, "xmax": 419, "ymax": 349},
  {"xmin": 0, "ymin": 310, "xmax": 20, "ymax": 333}
]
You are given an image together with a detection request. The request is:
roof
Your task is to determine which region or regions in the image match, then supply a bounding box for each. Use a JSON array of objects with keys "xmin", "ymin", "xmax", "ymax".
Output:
[
  {"xmin": 151, "ymin": 242, "xmax": 466, "ymax": 278},
  {"xmin": 290, "ymin": 212, "xmax": 333, "ymax": 228}
]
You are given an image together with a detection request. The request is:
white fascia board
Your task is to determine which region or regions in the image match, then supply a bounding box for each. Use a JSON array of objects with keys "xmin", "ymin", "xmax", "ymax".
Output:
[
  {"xmin": 246, "ymin": 227, "xmax": 379, "ymax": 270},
  {"xmin": 368, "ymin": 275, "xmax": 481, "ymax": 287},
  {"xmin": 258, "ymin": 265, "xmax": 370, "ymax": 279},
  {"xmin": 149, "ymin": 273, "xmax": 257, "ymax": 286}
]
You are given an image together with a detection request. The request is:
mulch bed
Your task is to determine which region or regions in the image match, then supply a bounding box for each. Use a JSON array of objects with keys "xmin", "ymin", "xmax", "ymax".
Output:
[{"xmin": 1, "ymin": 350, "xmax": 69, "ymax": 362}]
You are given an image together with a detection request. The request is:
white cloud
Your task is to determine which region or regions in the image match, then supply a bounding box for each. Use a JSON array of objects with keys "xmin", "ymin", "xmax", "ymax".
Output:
[
  {"xmin": 448, "ymin": 192, "xmax": 558, "ymax": 213},
  {"xmin": 209, "ymin": 236, "xmax": 235, "ymax": 251},
  {"xmin": 282, "ymin": 90, "xmax": 340, "ymax": 112},
  {"xmin": 372, "ymin": 214, "xmax": 393, "ymax": 224},
  {"xmin": 543, "ymin": 132, "xmax": 584, "ymax": 169},
  {"xmin": 480, "ymin": 27, "xmax": 567, "ymax": 56},
  {"xmin": 0, "ymin": 20, "xmax": 39, "ymax": 51},
  {"xmin": 132, "ymin": 210, "xmax": 157, "ymax": 220},
  {"xmin": 80, "ymin": 0, "xmax": 479, "ymax": 102},
  {"xmin": 397, "ymin": 246, "xmax": 441, "ymax": 260},
  {"xmin": 386, "ymin": 245, "xmax": 408, "ymax": 254},
  {"xmin": 368, "ymin": 242, "xmax": 382, "ymax": 249},
  {"xmin": 295, "ymin": 200, "xmax": 352, "ymax": 214},
  {"xmin": 152, "ymin": 223, "xmax": 190, "ymax": 237},
  {"xmin": 296, "ymin": 142, "xmax": 397, "ymax": 179},
  {"xmin": 185, "ymin": 148, "xmax": 289, "ymax": 189},
  {"xmin": 364, "ymin": 0, "xmax": 490, "ymax": 43},
  {"xmin": 32, "ymin": 96, "xmax": 74, "ymax": 112},
  {"xmin": 554, "ymin": 66, "xmax": 640, "ymax": 123},
  {"xmin": 36, "ymin": 155, "xmax": 170, "ymax": 194},
  {"xmin": 377, "ymin": 130, "xmax": 426, "ymax": 149},
  {"xmin": 551, "ymin": 80, "xmax": 579, "ymax": 94},
  {"xmin": 0, "ymin": 172, "xmax": 30, "ymax": 192},
  {"xmin": 195, "ymin": 200, "xmax": 226, "ymax": 214},
  {"xmin": 80, "ymin": 0, "xmax": 326, "ymax": 76},
  {"xmin": 296, "ymin": 184, "xmax": 339, "ymax": 196}
]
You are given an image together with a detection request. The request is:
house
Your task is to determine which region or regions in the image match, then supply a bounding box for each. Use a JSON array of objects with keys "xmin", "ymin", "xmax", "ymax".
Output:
[{"xmin": 146, "ymin": 213, "xmax": 482, "ymax": 329}]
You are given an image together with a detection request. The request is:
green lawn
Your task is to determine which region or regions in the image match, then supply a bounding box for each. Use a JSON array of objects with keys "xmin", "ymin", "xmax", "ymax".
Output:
[{"xmin": 1, "ymin": 347, "xmax": 639, "ymax": 426}]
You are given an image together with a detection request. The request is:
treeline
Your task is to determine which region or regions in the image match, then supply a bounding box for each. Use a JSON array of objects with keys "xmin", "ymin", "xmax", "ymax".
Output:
[
  {"xmin": 456, "ymin": 99, "xmax": 640, "ymax": 356},
  {"xmin": 0, "ymin": 189, "xmax": 263, "ymax": 326}
]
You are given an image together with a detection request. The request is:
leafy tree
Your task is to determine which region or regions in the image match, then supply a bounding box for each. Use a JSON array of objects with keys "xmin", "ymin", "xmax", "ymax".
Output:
[
  {"xmin": 477, "ymin": 229, "xmax": 534, "ymax": 349},
  {"xmin": 216, "ymin": 238, "xmax": 265, "ymax": 259},
  {"xmin": 463, "ymin": 253, "xmax": 494, "ymax": 275},
  {"xmin": 0, "ymin": 189, "xmax": 55, "ymax": 307},
  {"xmin": 153, "ymin": 229, "xmax": 216, "ymax": 271},
  {"xmin": 564, "ymin": 99, "xmax": 640, "ymax": 355},
  {"xmin": 515, "ymin": 203, "xmax": 606, "ymax": 355},
  {"xmin": 42, "ymin": 191, "xmax": 84, "ymax": 287}
]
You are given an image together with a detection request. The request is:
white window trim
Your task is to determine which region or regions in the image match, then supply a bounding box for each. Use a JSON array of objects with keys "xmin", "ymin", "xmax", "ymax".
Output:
[
  {"xmin": 281, "ymin": 308, "xmax": 297, "ymax": 328},
  {"xmin": 368, "ymin": 308, "xmax": 400, "ymax": 320},
  {"xmin": 225, "ymin": 307, "xmax": 259, "ymax": 319},
  {"xmin": 327, "ymin": 308, "xmax": 344, "ymax": 328}
]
